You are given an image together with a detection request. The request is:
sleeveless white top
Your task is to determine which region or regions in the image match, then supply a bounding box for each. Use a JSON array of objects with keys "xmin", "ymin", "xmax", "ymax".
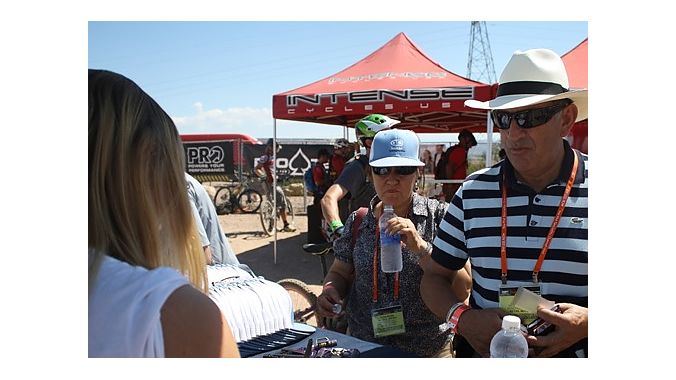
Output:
[{"xmin": 88, "ymin": 254, "xmax": 189, "ymax": 357}]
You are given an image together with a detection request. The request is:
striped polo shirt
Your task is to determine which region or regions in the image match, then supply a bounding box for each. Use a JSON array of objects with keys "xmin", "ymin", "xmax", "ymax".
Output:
[{"xmin": 431, "ymin": 139, "xmax": 588, "ymax": 310}]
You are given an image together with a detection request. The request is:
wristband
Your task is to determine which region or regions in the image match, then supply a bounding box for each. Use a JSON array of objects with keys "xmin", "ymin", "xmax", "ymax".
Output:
[
  {"xmin": 445, "ymin": 302, "xmax": 464, "ymax": 325},
  {"xmin": 447, "ymin": 303, "xmax": 471, "ymax": 334},
  {"xmin": 329, "ymin": 220, "xmax": 344, "ymax": 232}
]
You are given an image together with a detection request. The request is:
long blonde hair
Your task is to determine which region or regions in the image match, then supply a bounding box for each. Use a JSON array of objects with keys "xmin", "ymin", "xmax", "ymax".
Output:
[{"xmin": 88, "ymin": 69, "xmax": 207, "ymax": 293}]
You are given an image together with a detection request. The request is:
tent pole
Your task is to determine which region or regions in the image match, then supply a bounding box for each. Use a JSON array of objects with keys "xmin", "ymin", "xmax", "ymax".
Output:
[
  {"xmin": 273, "ymin": 119, "xmax": 277, "ymax": 264},
  {"xmin": 238, "ymin": 138, "xmax": 243, "ymax": 180},
  {"xmin": 486, "ymin": 112, "xmax": 493, "ymax": 167}
]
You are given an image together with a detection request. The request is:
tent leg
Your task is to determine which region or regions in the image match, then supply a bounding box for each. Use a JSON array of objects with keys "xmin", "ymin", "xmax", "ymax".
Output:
[
  {"xmin": 486, "ymin": 112, "xmax": 493, "ymax": 167},
  {"xmin": 273, "ymin": 119, "xmax": 277, "ymax": 264}
]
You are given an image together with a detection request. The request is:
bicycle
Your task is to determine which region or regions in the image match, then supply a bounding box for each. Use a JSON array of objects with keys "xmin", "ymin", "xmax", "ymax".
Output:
[
  {"xmin": 258, "ymin": 175, "xmax": 295, "ymax": 236},
  {"xmin": 277, "ymin": 242, "xmax": 347, "ymax": 332},
  {"xmin": 213, "ymin": 173, "xmax": 264, "ymax": 215}
]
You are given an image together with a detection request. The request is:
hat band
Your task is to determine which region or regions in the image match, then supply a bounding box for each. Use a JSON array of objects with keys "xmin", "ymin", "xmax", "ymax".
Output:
[{"xmin": 496, "ymin": 81, "xmax": 568, "ymax": 97}]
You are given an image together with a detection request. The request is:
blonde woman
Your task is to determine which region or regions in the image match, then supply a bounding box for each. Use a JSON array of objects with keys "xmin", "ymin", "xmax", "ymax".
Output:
[{"xmin": 88, "ymin": 69, "xmax": 239, "ymax": 358}]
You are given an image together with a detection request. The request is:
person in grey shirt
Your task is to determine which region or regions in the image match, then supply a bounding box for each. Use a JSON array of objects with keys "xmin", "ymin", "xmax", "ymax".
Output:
[
  {"xmin": 186, "ymin": 173, "xmax": 239, "ymax": 265},
  {"xmin": 320, "ymin": 114, "xmax": 400, "ymax": 237}
]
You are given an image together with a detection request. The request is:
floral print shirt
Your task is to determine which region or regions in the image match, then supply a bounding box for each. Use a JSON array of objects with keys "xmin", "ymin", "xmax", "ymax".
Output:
[{"xmin": 333, "ymin": 193, "xmax": 450, "ymax": 357}]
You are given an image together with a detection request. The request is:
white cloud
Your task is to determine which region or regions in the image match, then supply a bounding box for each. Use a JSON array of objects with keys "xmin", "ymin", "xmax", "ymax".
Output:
[
  {"xmin": 171, "ymin": 103, "xmax": 503, "ymax": 144},
  {"xmin": 172, "ymin": 103, "xmax": 270, "ymax": 134},
  {"xmin": 172, "ymin": 103, "xmax": 348, "ymax": 139}
]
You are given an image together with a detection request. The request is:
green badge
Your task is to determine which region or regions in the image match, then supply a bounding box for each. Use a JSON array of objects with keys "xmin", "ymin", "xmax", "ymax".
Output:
[
  {"xmin": 498, "ymin": 285, "xmax": 541, "ymax": 325},
  {"xmin": 371, "ymin": 304, "xmax": 405, "ymax": 338}
]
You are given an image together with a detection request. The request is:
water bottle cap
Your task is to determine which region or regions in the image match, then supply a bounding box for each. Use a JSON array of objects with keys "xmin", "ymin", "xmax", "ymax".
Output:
[
  {"xmin": 384, "ymin": 204, "xmax": 394, "ymax": 211},
  {"xmin": 502, "ymin": 315, "xmax": 522, "ymax": 329}
]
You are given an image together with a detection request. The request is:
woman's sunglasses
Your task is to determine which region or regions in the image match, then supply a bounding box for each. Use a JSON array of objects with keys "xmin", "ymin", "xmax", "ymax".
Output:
[
  {"xmin": 491, "ymin": 100, "xmax": 571, "ymax": 130},
  {"xmin": 371, "ymin": 166, "xmax": 418, "ymax": 176}
]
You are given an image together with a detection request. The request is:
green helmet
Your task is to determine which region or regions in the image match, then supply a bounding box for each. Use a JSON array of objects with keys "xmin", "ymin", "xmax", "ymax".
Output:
[{"xmin": 355, "ymin": 114, "xmax": 400, "ymax": 139}]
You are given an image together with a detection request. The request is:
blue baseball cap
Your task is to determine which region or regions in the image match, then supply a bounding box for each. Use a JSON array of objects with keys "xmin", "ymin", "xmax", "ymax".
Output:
[{"xmin": 369, "ymin": 129, "xmax": 424, "ymax": 167}]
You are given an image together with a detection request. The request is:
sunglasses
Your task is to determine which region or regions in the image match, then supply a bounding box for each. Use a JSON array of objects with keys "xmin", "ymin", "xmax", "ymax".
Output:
[
  {"xmin": 492, "ymin": 101, "xmax": 571, "ymax": 130},
  {"xmin": 371, "ymin": 166, "xmax": 418, "ymax": 176}
]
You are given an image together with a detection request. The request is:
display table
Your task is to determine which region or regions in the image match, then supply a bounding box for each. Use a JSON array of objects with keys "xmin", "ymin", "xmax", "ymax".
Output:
[{"xmin": 248, "ymin": 324, "xmax": 417, "ymax": 358}]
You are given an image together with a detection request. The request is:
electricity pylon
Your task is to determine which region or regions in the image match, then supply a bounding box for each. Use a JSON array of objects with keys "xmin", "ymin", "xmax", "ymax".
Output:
[{"xmin": 467, "ymin": 21, "xmax": 497, "ymax": 83}]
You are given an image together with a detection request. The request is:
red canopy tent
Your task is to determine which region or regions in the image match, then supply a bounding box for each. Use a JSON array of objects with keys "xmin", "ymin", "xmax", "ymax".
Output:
[
  {"xmin": 562, "ymin": 38, "xmax": 587, "ymax": 89},
  {"xmin": 272, "ymin": 32, "xmax": 496, "ymax": 133},
  {"xmin": 562, "ymin": 38, "xmax": 588, "ymax": 153},
  {"xmin": 269, "ymin": 33, "xmax": 497, "ymax": 263}
]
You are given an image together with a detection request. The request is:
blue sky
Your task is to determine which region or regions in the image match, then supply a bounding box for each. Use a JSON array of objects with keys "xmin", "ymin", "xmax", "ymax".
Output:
[{"xmin": 88, "ymin": 21, "xmax": 587, "ymax": 142}]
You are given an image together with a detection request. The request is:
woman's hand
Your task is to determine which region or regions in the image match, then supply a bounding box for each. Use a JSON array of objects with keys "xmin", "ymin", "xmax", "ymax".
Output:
[
  {"xmin": 384, "ymin": 217, "xmax": 427, "ymax": 256},
  {"xmin": 316, "ymin": 284, "xmax": 344, "ymax": 318}
]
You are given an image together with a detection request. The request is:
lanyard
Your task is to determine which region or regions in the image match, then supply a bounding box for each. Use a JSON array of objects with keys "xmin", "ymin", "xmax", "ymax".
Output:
[
  {"xmin": 500, "ymin": 153, "xmax": 578, "ymax": 284},
  {"xmin": 372, "ymin": 226, "xmax": 400, "ymax": 303}
]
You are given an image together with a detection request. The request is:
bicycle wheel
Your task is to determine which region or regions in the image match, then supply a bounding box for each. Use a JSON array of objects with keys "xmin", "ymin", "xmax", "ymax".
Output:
[
  {"xmin": 259, "ymin": 200, "xmax": 275, "ymax": 236},
  {"xmin": 277, "ymin": 278, "xmax": 319, "ymax": 327},
  {"xmin": 213, "ymin": 187, "xmax": 232, "ymax": 215},
  {"xmin": 237, "ymin": 189, "xmax": 262, "ymax": 213}
]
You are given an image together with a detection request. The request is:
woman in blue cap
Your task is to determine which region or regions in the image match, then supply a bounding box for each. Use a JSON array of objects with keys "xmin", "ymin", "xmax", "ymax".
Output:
[{"xmin": 316, "ymin": 128, "xmax": 471, "ymax": 357}]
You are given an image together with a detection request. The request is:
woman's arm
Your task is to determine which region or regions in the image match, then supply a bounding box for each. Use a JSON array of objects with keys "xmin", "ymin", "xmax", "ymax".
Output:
[
  {"xmin": 316, "ymin": 259, "xmax": 354, "ymax": 318},
  {"xmin": 161, "ymin": 285, "xmax": 240, "ymax": 358}
]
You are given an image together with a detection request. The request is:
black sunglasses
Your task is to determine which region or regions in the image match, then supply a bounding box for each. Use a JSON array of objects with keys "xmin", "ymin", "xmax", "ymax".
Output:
[
  {"xmin": 372, "ymin": 166, "xmax": 418, "ymax": 176},
  {"xmin": 492, "ymin": 101, "xmax": 571, "ymax": 130}
]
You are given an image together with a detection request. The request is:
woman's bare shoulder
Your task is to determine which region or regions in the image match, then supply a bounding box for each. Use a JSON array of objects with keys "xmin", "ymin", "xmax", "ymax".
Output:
[{"xmin": 161, "ymin": 285, "xmax": 240, "ymax": 358}]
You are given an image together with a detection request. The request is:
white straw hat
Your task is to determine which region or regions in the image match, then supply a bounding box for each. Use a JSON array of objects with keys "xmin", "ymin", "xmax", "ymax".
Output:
[{"xmin": 465, "ymin": 48, "xmax": 587, "ymax": 122}]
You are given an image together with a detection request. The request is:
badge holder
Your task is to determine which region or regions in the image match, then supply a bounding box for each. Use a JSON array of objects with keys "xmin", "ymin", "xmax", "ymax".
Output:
[
  {"xmin": 371, "ymin": 304, "xmax": 405, "ymax": 338},
  {"xmin": 498, "ymin": 284, "xmax": 542, "ymax": 325}
]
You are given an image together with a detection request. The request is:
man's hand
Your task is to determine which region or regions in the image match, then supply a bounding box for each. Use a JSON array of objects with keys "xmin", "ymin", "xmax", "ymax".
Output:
[
  {"xmin": 457, "ymin": 308, "xmax": 506, "ymax": 357},
  {"xmin": 526, "ymin": 303, "xmax": 588, "ymax": 357},
  {"xmin": 324, "ymin": 220, "xmax": 344, "ymax": 242},
  {"xmin": 330, "ymin": 226, "xmax": 345, "ymax": 241}
]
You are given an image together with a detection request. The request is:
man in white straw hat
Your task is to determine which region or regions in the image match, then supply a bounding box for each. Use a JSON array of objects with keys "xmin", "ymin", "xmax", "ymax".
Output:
[{"xmin": 421, "ymin": 48, "xmax": 588, "ymax": 358}]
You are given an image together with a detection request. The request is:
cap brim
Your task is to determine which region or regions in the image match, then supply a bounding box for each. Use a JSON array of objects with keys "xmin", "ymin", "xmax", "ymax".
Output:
[
  {"xmin": 465, "ymin": 89, "xmax": 587, "ymax": 122},
  {"xmin": 370, "ymin": 157, "xmax": 425, "ymax": 167}
]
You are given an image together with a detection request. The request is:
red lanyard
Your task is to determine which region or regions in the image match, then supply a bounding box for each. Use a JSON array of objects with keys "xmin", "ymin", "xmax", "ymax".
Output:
[
  {"xmin": 372, "ymin": 226, "xmax": 400, "ymax": 303},
  {"xmin": 500, "ymin": 153, "xmax": 578, "ymax": 284}
]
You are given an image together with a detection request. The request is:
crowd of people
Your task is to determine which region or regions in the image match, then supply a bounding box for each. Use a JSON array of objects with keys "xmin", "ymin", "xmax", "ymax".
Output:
[
  {"xmin": 314, "ymin": 47, "xmax": 588, "ymax": 358},
  {"xmin": 89, "ymin": 46, "xmax": 587, "ymax": 358}
]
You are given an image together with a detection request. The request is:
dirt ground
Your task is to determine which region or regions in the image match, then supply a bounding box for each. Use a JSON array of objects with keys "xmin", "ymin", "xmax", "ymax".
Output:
[{"xmin": 218, "ymin": 196, "xmax": 327, "ymax": 294}]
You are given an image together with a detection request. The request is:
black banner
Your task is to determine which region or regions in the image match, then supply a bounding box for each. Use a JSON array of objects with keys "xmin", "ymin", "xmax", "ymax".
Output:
[
  {"xmin": 183, "ymin": 140, "xmax": 234, "ymax": 180},
  {"xmin": 242, "ymin": 144, "xmax": 335, "ymax": 177}
]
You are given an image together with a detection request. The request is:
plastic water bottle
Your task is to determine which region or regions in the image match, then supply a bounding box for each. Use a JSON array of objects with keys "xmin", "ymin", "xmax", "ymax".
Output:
[
  {"xmin": 489, "ymin": 315, "xmax": 529, "ymax": 358},
  {"xmin": 379, "ymin": 205, "xmax": 402, "ymax": 273}
]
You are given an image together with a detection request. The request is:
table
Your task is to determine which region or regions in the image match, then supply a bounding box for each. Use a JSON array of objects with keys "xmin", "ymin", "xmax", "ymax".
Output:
[{"xmin": 250, "ymin": 324, "xmax": 417, "ymax": 358}]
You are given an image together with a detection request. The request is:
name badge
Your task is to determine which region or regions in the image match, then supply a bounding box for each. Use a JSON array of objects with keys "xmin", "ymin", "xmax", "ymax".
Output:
[
  {"xmin": 371, "ymin": 304, "xmax": 405, "ymax": 338},
  {"xmin": 498, "ymin": 284, "xmax": 541, "ymax": 325}
]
